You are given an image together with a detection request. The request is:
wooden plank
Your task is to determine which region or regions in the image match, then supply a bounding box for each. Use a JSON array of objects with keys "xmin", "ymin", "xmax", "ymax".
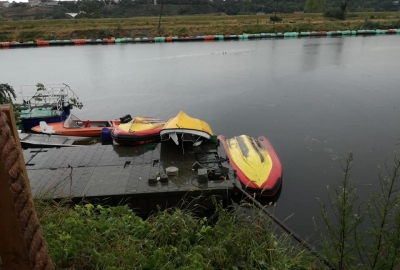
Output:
[{"xmin": 0, "ymin": 104, "xmax": 32, "ymax": 269}]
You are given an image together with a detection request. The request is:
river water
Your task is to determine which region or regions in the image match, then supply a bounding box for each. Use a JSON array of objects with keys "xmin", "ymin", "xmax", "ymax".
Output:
[{"xmin": 2, "ymin": 35, "xmax": 400, "ymax": 239}]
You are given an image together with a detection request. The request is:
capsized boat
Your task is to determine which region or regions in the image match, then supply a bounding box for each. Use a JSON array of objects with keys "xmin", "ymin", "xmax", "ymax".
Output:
[
  {"xmin": 160, "ymin": 111, "xmax": 213, "ymax": 146},
  {"xmin": 218, "ymin": 135, "xmax": 282, "ymax": 196},
  {"xmin": 31, "ymin": 114, "xmax": 119, "ymax": 137},
  {"xmin": 111, "ymin": 115, "xmax": 166, "ymax": 146}
]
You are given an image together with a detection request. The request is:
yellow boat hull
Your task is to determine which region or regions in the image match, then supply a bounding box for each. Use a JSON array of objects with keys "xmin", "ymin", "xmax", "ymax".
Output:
[{"xmin": 219, "ymin": 135, "xmax": 282, "ymax": 196}]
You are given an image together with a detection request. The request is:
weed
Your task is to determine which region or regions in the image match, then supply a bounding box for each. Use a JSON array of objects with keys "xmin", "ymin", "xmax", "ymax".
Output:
[
  {"xmin": 36, "ymin": 196, "xmax": 318, "ymax": 269},
  {"xmin": 315, "ymin": 153, "xmax": 364, "ymax": 269},
  {"xmin": 316, "ymin": 151, "xmax": 400, "ymax": 269}
]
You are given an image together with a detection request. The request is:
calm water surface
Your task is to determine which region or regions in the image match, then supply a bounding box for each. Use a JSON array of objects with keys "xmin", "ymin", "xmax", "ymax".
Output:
[{"xmin": 2, "ymin": 35, "xmax": 400, "ymax": 238}]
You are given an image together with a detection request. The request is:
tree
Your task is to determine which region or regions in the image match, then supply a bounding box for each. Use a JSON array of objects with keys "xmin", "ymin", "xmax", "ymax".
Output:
[
  {"xmin": 79, "ymin": 0, "xmax": 102, "ymax": 18},
  {"xmin": 339, "ymin": 0, "xmax": 350, "ymax": 17},
  {"xmin": 0, "ymin": 83, "xmax": 20, "ymax": 124},
  {"xmin": 305, "ymin": 0, "xmax": 326, "ymax": 13},
  {"xmin": 335, "ymin": 0, "xmax": 360, "ymax": 19},
  {"xmin": 0, "ymin": 84, "xmax": 17, "ymax": 105}
]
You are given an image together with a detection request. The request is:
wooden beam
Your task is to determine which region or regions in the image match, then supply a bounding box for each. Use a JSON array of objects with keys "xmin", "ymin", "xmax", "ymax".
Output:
[
  {"xmin": 0, "ymin": 104, "xmax": 31, "ymax": 190},
  {"xmin": 0, "ymin": 104, "xmax": 32, "ymax": 269}
]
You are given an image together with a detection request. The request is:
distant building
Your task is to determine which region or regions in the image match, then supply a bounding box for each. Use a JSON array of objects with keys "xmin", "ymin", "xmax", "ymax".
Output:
[
  {"xmin": 28, "ymin": 0, "xmax": 40, "ymax": 6},
  {"xmin": 0, "ymin": 1, "xmax": 10, "ymax": 7},
  {"xmin": 40, "ymin": 1, "xmax": 59, "ymax": 6},
  {"xmin": 66, "ymin": 13, "xmax": 78, "ymax": 18}
]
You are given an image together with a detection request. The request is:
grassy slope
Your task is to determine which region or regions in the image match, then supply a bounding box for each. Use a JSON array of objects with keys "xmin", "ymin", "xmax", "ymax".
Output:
[
  {"xmin": 34, "ymin": 200, "xmax": 322, "ymax": 269},
  {"xmin": 0, "ymin": 12, "xmax": 400, "ymax": 41}
]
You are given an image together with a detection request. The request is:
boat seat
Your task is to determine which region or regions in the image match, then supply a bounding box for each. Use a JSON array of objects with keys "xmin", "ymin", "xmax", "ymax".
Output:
[{"xmin": 39, "ymin": 121, "xmax": 55, "ymax": 134}]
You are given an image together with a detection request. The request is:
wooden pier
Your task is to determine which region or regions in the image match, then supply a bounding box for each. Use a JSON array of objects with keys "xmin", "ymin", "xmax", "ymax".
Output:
[{"xmin": 24, "ymin": 141, "xmax": 239, "ymax": 216}]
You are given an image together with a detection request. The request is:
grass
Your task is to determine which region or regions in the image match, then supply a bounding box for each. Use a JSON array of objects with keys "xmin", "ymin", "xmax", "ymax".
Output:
[
  {"xmin": 34, "ymin": 197, "xmax": 322, "ymax": 269},
  {"xmin": 1, "ymin": 12, "xmax": 400, "ymax": 41}
]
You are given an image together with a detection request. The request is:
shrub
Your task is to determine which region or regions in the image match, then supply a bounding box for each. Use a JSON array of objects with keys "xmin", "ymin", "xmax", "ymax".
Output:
[
  {"xmin": 363, "ymin": 19, "xmax": 380, "ymax": 29},
  {"xmin": 270, "ymin": 16, "xmax": 282, "ymax": 22},
  {"xmin": 324, "ymin": 8, "xmax": 345, "ymax": 20}
]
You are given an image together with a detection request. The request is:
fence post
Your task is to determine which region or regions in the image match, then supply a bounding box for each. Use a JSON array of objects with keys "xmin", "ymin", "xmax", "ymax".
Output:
[{"xmin": 0, "ymin": 104, "xmax": 32, "ymax": 269}]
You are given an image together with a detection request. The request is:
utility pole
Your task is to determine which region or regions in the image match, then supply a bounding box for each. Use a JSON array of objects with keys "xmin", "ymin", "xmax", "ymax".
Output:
[{"xmin": 158, "ymin": 0, "xmax": 164, "ymax": 31}]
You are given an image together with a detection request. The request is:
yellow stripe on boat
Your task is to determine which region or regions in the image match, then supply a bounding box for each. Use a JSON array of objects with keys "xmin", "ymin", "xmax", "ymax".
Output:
[
  {"xmin": 163, "ymin": 111, "xmax": 213, "ymax": 135},
  {"xmin": 118, "ymin": 116, "xmax": 165, "ymax": 133},
  {"xmin": 227, "ymin": 135, "xmax": 272, "ymax": 187}
]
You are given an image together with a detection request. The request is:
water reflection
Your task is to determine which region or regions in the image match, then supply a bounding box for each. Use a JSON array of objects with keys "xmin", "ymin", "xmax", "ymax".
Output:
[{"xmin": 301, "ymin": 38, "xmax": 321, "ymax": 72}]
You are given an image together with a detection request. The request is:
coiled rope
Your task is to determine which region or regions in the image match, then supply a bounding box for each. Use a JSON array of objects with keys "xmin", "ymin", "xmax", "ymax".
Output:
[{"xmin": 0, "ymin": 110, "xmax": 53, "ymax": 270}]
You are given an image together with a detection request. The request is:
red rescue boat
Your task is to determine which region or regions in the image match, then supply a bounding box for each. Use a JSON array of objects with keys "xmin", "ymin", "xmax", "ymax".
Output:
[
  {"xmin": 111, "ymin": 115, "xmax": 165, "ymax": 146},
  {"xmin": 218, "ymin": 135, "xmax": 282, "ymax": 196}
]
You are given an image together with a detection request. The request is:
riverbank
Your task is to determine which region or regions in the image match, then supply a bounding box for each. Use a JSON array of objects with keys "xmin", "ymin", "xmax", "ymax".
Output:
[
  {"xmin": 35, "ymin": 199, "xmax": 321, "ymax": 269},
  {"xmin": 1, "ymin": 12, "xmax": 400, "ymax": 41}
]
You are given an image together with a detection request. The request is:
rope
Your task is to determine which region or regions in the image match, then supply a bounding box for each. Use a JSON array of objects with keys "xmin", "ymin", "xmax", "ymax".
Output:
[
  {"xmin": 0, "ymin": 110, "xmax": 53, "ymax": 270},
  {"xmin": 233, "ymin": 182, "xmax": 335, "ymax": 270}
]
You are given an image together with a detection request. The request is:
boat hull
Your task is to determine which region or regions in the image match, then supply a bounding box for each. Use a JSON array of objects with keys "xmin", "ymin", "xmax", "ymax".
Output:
[
  {"xmin": 31, "ymin": 120, "xmax": 114, "ymax": 137},
  {"xmin": 161, "ymin": 111, "xmax": 213, "ymax": 145},
  {"xmin": 21, "ymin": 115, "xmax": 63, "ymax": 133},
  {"xmin": 111, "ymin": 126, "xmax": 163, "ymax": 146},
  {"xmin": 218, "ymin": 135, "xmax": 282, "ymax": 196},
  {"xmin": 20, "ymin": 106, "xmax": 70, "ymax": 132}
]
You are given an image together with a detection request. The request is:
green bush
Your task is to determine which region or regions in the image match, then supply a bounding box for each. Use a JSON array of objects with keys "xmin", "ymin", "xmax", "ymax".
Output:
[
  {"xmin": 270, "ymin": 16, "xmax": 282, "ymax": 22},
  {"xmin": 363, "ymin": 19, "xmax": 380, "ymax": 29},
  {"xmin": 324, "ymin": 8, "xmax": 345, "ymax": 20},
  {"xmin": 388, "ymin": 20, "xmax": 400, "ymax": 29},
  {"xmin": 17, "ymin": 30, "xmax": 46, "ymax": 41}
]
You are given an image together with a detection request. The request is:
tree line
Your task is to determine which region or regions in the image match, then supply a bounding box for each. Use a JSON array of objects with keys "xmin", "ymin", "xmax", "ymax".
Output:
[{"xmin": 29, "ymin": 0, "xmax": 400, "ymax": 19}]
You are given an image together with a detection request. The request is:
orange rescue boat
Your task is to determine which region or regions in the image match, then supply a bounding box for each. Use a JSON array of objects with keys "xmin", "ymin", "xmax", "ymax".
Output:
[{"xmin": 31, "ymin": 114, "xmax": 120, "ymax": 137}]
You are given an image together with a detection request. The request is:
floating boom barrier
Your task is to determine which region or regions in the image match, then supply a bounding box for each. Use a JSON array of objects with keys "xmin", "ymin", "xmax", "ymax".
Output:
[{"xmin": 1, "ymin": 29, "xmax": 400, "ymax": 48}]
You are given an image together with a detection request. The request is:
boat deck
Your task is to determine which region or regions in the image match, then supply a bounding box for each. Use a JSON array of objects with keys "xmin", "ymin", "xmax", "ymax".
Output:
[{"xmin": 23, "ymin": 141, "xmax": 238, "ymax": 215}]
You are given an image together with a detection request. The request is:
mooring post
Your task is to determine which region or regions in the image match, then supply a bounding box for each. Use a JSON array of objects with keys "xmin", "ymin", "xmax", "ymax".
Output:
[
  {"xmin": 0, "ymin": 104, "xmax": 31, "ymax": 190},
  {"xmin": 0, "ymin": 104, "xmax": 53, "ymax": 270},
  {"xmin": 0, "ymin": 104, "xmax": 32, "ymax": 269}
]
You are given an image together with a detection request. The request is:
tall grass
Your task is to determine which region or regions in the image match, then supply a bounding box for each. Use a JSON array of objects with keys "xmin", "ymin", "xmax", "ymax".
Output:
[{"xmin": 35, "ymin": 197, "xmax": 320, "ymax": 269}]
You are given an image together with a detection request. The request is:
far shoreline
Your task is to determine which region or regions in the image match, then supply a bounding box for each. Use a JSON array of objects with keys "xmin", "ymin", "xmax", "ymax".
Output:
[
  {"xmin": 1, "ymin": 12, "xmax": 400, "ymax": 42},
  {"xmin": 1, "ymin": 28, "xmax": 399, "ymax": 49}
]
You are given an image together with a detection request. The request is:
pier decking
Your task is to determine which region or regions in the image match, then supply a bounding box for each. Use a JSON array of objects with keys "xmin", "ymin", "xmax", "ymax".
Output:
[{"xmin": 24, "ymin": 141, "xmax": 238, "ymax": 215}]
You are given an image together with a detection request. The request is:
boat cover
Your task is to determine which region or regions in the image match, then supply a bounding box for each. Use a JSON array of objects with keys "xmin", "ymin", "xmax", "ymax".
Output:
[
  {"xmin": 118, "ymin": 116, "xmax": 165, "ymax": 133},
  {"xmin": 162, "ymin": 111, "xmax": 213, "ymax": 136}
]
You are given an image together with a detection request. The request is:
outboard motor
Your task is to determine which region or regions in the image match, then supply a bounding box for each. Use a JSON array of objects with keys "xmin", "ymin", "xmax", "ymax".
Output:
[{"xmin": 120, "ymin": 114, "xmax": 132, "ymax": 124}]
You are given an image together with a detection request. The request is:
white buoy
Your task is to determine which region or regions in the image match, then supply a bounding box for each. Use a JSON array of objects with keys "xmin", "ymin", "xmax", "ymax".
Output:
[{"xmin": 166, "ymin": 166, "xmax": 179, "ymax": 176}]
